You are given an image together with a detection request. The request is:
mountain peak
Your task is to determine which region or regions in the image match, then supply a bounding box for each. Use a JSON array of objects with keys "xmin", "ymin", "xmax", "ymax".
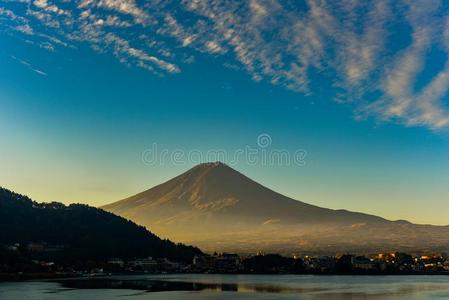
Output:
[
  {"xmin": 195, "ymin": 161, "xmax": 229, "ymax": 169},
  {"xmin": 102, "ymin": 165, "xmax": 449, "ymax": 254},
  {"xmin": 187, "ymin": 161, "xmax": 236, "ymax": 177}
]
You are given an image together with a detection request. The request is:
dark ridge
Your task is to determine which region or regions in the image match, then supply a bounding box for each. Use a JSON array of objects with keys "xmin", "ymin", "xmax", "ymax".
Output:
[{"xmin": 0, "ymin": 187, "xmax": 202, "ymax": 263}]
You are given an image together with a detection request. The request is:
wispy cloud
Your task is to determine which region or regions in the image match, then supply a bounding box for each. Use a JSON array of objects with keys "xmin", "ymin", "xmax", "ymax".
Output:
[
  {"xmin": 104, "ymin": 33, "xmax": 180, "ymax": 73},
  {"xmin": 367, "ymin": 1, "xmax": 449, "ymax": 129},
  {"xmin": 33, "ymin": 0, "xmax": 70, "ymax": 16},
  {"xmin": 10, "ymin": 55, "xmax": 48, "ymax": 76},
  {"xmin": 78, "ymin": 0, "xmax": 148, "ymax": 25},
  {"xmin": 1, "ymin": 0, "xmax": 449, "ymax": 129}
]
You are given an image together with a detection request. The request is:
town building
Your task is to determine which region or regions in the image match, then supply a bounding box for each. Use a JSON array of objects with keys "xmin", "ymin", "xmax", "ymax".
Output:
[{"xmin": 128, "ymin": 257, "xmax": 158, "ymax": 272}]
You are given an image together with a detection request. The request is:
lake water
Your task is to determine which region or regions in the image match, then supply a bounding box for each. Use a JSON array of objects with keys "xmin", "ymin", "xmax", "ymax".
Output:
[{"xmin": 1, "ymin": 274, "xmax": 449, "ymax": 299}]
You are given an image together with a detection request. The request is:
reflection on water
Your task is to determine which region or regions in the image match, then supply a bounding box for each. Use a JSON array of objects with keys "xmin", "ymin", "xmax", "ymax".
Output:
[
  {"xmin": 55, "ymin": 278, "xmax": 325, "ymax": 294},
  {"xmin": 1, "ymin": 275, "xmax": 449, "ymax": 300}
]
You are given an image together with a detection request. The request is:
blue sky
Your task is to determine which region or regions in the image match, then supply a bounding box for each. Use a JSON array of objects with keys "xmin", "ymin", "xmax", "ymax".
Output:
[{"xmin": 1, "ymin": 0, "xmax": 449, "ymax": 225}]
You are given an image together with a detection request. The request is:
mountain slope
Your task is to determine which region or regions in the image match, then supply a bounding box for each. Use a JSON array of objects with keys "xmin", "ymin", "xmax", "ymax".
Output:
[
  {"xmin": 0, "ymin": 187, "xmax": 202, "ymax": 263},
  {"xmin": 103, "ymin": 163, "xmax": 449, "ymax": 254}
]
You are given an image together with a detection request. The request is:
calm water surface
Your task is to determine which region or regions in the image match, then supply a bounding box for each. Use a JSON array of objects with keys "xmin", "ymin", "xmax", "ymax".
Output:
[{"xmin": 1, "ymin": 274, "xmax": 449, "ymax": 299}]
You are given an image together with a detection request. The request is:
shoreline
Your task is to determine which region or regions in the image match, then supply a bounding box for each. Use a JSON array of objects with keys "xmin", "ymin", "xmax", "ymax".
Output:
[{"xmin": 2, "ymin": 271, "xmax": 449, "ymax": 282}]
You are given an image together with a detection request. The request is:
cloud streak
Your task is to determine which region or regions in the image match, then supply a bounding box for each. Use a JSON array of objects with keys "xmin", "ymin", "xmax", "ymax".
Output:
[
  {"xmin": 10, "ymin": 55, "xmax": 48, "ymax": 76},
  {"xmin": 1, "ymin": 0, "xmax": 449, "ymax": 129}
]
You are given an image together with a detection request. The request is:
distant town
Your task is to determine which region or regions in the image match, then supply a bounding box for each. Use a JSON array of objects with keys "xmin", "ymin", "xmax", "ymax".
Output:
[{"xmin": 2, "ymin": 242, "xmax": 449, "ymax": 280}]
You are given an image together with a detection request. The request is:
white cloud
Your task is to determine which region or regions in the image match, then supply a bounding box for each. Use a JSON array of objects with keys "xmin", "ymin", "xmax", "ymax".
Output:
[
  {"xmin": 104, "ymin": 33, "xmax": 180, "ymax": 73},
  {"xmin": 205, "ymin": 41, "xmax": 224, "ymax": 54},
  {"xmin": 10, "ymin": 55, "xmax": 48, "ymax": 76},
  {"xmin": 79, "ymin": 0, "xmax": 148, "ymax": 25},
  {"xmin": 14, "ymin": 23, "xmax": 33, "ymax": 34},
  {"xmin": 367, "ymin": 1, "xmax": 449, "ymax": 129},
  {"xmin": 33, "ymin": 0, "xmax": 69, "ymax": 16},
  {"xmin": 338, "ymin": 1, "xmax": 390, "ymax": 86},
  {"xmin": 2, "ymin": 0, "xmax": 449, "ymax": 130},
  {"xmin": 382, "ymin": 26, "xmax": 432, "ymax": 118}
]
